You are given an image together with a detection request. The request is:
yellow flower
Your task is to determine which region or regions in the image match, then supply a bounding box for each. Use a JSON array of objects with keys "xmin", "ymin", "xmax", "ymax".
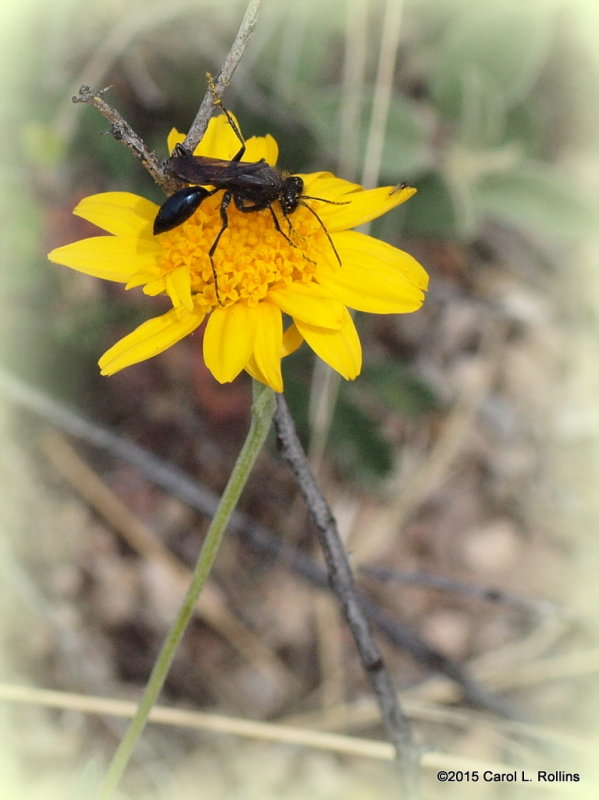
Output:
[{"xmin": 48, "ymin": 115, "xmax": 428, "ymax": 392}]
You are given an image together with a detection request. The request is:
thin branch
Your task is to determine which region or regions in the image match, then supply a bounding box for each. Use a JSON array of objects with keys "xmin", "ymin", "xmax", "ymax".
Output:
[
  {"xmin": 357, "ymin": 594, "xmax": 520, "ymax": 719},
  {"xmin": 71, "ymin": 84, "xmax": 177, "ymax": 193},
  {"xmin": 273, "ymin": 393, "xmax": 421, "ymax": 798},
  {"xmin": 182, "ymin": 0, "xmax": 264, "ymax": 153},
  {"xmin": 362, "ymin": 566, "xmax": 560, "ymax": 620}
]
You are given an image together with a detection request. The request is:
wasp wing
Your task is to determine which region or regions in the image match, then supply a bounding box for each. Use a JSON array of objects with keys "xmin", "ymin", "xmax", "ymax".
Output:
[{"xmin": 167, "ymin": 156, "xmax": 277, "ymax": 188}]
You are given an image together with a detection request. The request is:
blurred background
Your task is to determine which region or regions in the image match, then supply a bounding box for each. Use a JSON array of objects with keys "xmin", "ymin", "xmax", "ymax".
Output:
[{"xmin": 1, "ymin": 0, "xmax": 598, "ymax": 797}]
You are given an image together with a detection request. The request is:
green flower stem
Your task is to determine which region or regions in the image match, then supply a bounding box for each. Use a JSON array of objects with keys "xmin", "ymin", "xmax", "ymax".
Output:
[{"xmin": 96, "ymin": 381, "xmax": 276, "ymax": 800}]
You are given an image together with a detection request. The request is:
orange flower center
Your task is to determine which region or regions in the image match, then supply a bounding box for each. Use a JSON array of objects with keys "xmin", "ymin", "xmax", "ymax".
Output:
[{"xmin": 157, "ymin": 193, "xmax": 333, "ymax": 308}]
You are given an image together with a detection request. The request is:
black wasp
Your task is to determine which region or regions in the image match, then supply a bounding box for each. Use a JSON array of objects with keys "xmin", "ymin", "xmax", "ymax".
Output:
[{"xmin": 153, "ymin": 103, "xmax": 344, "ymax": 301}]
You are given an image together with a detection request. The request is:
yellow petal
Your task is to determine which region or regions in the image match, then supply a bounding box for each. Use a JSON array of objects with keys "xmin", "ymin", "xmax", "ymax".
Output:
[
  {"xmin": 203, "ymin": 302, "xmax": 259, "ymax": 383},
  {"xmin": 244, "ymin": 301, "xmax": 284, "ymax": 391},
  {"xmin": 301, "ymin": 172, "xmax": 362, "ymax": 200},
  {"xmin": 48, "ymin": 236, "xmax": 159, "ymax": 282},
  {"xmin": 166, "ymin": 116, "xmax": 242, "ymax": 159},
  {"xmin": 269, "ymin": 283, "xmax": 345, "ymax": 329},
  {"xmin": 338, "ymin": 230, "xmax": 427, "ymax": 287},
  {"xmin": 244, "ymin": 357, "xmax": 265, "ymax": 387},
  {"xmin": 318, "ymin": 231, "xmax": 428, "ymax": 313},
  {"xmin": 73, "ymin": 192, "xmax": 157, "ymax": 236},
  {"xmin": 295, "ymin": 308, "xmax": 362, "ymax": 380},
  {"xmin": 246, "ymin": 317, "xmax": 302, "ymax": 387},
  {"xmin": 242, "ymin": 133, "xmax": 278, "ymax": 165},
  {"xmin": 125, "ymin": 269, "xmax": 163, "ymax": 290},
  {"xmin": 282, "ymin": 323, "xmax": 303, "ymax": 356},
  {"xmin": 165, "ymin": 266, "xmax": 193, "ymax": 310},
  {"xmin": 318, "ymin": 185, "xmax": 417, "ymax": 231},
  {"xmin": 99, "ymin": 306, "xmax": 205, "ymax": 375},
  {"xmin": 142, "ymin": 278, "xmax": 168, "ymax": 296},
  {"xmin": 195, "ymin": 113, "xmax": 244, "ymax": 160}
]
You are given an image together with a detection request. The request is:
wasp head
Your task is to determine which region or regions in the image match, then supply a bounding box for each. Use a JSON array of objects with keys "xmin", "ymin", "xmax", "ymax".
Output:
[{"xmin": 280, "ymin": 176, "xmax": 304, "ymax": 215}]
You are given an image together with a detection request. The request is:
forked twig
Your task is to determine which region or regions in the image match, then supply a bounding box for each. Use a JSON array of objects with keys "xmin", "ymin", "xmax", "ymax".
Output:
[{"xmin": 71, "ymin": 0, "xmax": 264, "ymax": 195}]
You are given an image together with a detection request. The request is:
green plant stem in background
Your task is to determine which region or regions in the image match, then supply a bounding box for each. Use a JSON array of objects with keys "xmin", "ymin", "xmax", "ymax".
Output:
[{"xmin": 95, "ymin": 381, "xmax": 276, "ymax": 800}]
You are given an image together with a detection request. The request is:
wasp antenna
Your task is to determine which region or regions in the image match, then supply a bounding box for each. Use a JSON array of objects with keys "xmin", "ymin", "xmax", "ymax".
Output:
[
  {"xmin": 299, "ymin": 200, "xmax": 342, "ymax": 266},
  {"xmin": 300, "ymin": 194, "xmax": 350, "ymax": 207}
]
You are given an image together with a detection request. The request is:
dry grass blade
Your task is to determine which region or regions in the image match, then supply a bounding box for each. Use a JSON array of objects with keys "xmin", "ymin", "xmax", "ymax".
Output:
[{"xmin": 4, "ymin": 680, "xmax": 586, "ymax": 796}]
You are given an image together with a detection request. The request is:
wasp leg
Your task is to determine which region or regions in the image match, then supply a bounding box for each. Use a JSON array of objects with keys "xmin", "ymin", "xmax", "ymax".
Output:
[
  {"xmin": 206, "ymin": 190, "xmax": 234, "ymax": 303},
  {"xmin": 223, "ymin": 109, "xmax": 247, "ymax": 162},
  {"xmin": 267, "ymin": 206, "xmax": 296, "ymax": 248},
  {"xmin": 207, "ymin": 77, "xmax": 247, "ymax": 163},
  {"xmin": 172, "ymin": 142, "xmax": 191, "ymax": 157},
  {"xmin": 233, "ymin": 198, "xmax": 270, "ymax": 212}
]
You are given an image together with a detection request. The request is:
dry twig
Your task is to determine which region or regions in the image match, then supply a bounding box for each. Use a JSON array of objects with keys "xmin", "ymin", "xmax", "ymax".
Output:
[{"xmin": 274, "ymin": 393, "xmax": 421, "ymax": 797}]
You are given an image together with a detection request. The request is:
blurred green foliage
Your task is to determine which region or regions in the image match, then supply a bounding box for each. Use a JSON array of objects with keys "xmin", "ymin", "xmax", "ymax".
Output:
[{"xmin": 285, "ymin": 352, "xmax": 437, "ymax": 482}]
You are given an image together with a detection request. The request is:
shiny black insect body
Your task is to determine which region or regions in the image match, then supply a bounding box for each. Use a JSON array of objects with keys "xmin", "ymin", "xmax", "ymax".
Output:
[
  {"xmin": 153, "ymin": 105, "xmax": 343, "ymax": 300},
  {"xmin": 153, "ymin": 146, "xmax": 306, "ymax": 246}
]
